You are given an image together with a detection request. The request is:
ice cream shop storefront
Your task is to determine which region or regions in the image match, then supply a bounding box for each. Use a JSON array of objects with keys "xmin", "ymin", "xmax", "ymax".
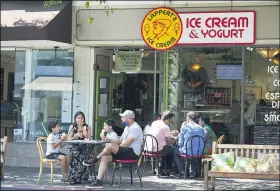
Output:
[
  {"xmin": 140, "ymin": 7, "xmax": 279, "ymax": 145},
  {"xmin": 1, "ymin": 1, "xmax": 278, "ymax": 168},
  {"xmin": 72, "ymin": 2, "xmax": 279, "ymax": 147}
]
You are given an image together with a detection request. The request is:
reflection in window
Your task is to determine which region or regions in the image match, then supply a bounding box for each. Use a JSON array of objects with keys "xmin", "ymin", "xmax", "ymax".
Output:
[
  {"xmin": 1, "ymin": 50, "xmax": 23, "ymax": 142},
  {"xmin": 21, "ymin": 49, "xmax": 74, "ymax": 141},
  {"xmin": 244, "ymin": 47, "xmax": 279, "ymax": 145},
  {"xmin": 168, "ymin": 47, "xmax": 242, "ymax": 144}
]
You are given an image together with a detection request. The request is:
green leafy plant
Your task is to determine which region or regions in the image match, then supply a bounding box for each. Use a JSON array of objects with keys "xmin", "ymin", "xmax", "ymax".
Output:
[
  {"xmin": 44, "ymin": 0, "xmax": 114, "ymax": 24},
  {"xmin": 44, "ymin": 0, "xmax": 62, "ymax": 7}
]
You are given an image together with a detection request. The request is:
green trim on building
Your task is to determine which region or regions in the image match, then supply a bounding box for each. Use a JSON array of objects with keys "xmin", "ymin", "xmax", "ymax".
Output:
[{"xmin": 163, "ymin": 50, "xmax": 169, "ymax": 110}]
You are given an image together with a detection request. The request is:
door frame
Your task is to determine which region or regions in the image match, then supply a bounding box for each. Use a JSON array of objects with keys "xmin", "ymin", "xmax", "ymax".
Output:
[{"xmin": 92, "ymin": 48, "xmax": 113, "ymax": 139}]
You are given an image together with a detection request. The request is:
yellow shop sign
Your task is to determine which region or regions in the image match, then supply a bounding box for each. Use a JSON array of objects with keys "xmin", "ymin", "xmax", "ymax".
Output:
[{"xmin": 141, "ymin": 7, "xmax": 182, "ymax": 51}]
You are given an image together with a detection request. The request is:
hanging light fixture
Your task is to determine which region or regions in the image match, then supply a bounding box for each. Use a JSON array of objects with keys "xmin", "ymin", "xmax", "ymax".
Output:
[
  {"xmin": 272, "ymin": 52, "xmax": 279, "ymax": 65},
  {"xmin": 191, "ymin": 56, "xmax": 201, "ymax": 71},
  {"xmin": 191, "ymin": 63, "xmax": 201, "ymax": 71},
  {"xmin": 256, "ymin": 47, "xmax": 279, "ymax": 64}
]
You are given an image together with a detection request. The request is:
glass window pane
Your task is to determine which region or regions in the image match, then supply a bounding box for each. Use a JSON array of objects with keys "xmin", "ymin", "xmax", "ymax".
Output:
[
  {"xmin": 22, "ymin": 49, "xmax": 74, "ymax": 141},
  {"xmin": 244, "ymin": 47, "xmax": 279, "ymax": 145},
  {"xmin": 1, "ymin": 49, "xmax": 23, "ymax": 142},
  {"xmin": 168, "ymin": 47, "xmax": 242, "ymax": 144}
]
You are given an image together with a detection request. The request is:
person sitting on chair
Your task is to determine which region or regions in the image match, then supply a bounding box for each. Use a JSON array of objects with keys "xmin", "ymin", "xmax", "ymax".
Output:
[
  {"xmin": 46, "ymin": 121, "xmax": 69, "ymax": 182},
  {"xmin": 146, "ymin": 110, "xmax": 176, "ymax": 176},
  {"xmin": 99, "ymin": 119, "xmax": 120, "ymax": 145},
  {"xmin": 172, "ymin": 111, "xmax": 205, "ymax": 178},
  {"xmin": 67, "ymin": 111, "xmax": 92, "ymax": 184},
  {"xmin": 83, "ymin": 110, "xmax": 143, "ymax": 186},
  {"xmin": 199, "ymin": 116, "xmax": 217, "ymax": 155},
  {"xmin": 143, "ymin": 113, "xmax": 162, "ymax": 135}
]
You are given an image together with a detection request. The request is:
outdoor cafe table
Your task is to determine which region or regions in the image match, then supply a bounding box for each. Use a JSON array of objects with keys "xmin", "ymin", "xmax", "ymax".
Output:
[
  {"xmin": 63, "ymin": 140, "xmax": 108, "ymax": 159},
  {"xmin": 63, "ymin": 140, "xmax": 108, "ymax": 181},
  {"xmin": 63, "ymin": 140, "xmax": 107, "ymax": 144}
]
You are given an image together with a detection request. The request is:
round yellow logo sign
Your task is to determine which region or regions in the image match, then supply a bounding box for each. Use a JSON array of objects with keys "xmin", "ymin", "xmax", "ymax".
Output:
[{"xmin": 141, "ymin": 7, "xmax": 183, "ymax": 51}]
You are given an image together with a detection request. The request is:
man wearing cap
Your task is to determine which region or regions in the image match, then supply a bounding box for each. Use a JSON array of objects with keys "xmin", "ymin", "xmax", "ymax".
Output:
[
  {"xmin": 146, "ymin": 110, "xmax": 177, "ymax": 176},
  {"xmin": 172, "ymin": 111, "xmax": 205, "ymax": 178},
  {"xmin": 86, "ymin": 110, "xmax": 143, "ymax": 186}
]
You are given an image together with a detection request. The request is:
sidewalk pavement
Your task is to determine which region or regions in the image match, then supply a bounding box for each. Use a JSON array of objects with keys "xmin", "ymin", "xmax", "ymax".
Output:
[{"xmin": 1, "ymin": 166, "xmax": 279, "ymax": 190}]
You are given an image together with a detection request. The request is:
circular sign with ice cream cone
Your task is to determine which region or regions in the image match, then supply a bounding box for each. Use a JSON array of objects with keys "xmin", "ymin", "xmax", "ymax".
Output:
[{"xmin": 141, "ymin": 7, "xmax": 182, "ymax": 51}]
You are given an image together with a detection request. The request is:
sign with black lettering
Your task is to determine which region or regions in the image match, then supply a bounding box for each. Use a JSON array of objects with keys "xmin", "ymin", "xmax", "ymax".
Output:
[{"xmin": 114, "ymin": 52, "xmax": 142, "ymax": 72}]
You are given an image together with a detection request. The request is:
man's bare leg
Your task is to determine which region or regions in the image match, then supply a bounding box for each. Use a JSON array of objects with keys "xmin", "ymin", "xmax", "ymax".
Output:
[
  {"xmin": 84, "ymin": 143, "xmax": 120, "ymax": 166},
  {"xmin": 96, "ymin": 143, "xmax": 119, "ymax": 160},
  {"xmin": 97, "ymin": 155, "xmax": 112, "ymax": 180},
  {"xmin": 90, "ymin": 143, "xmax": 120, "ymax": 186}
]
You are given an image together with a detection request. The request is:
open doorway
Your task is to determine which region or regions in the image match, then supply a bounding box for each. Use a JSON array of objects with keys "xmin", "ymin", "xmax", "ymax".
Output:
[
  {"xmin": 93, "ymin": 48, "xmax": 160, "ymax": 138},
  {"xmin": 112, "ymin": 73, "xmax": 159, "ymax": 133}
]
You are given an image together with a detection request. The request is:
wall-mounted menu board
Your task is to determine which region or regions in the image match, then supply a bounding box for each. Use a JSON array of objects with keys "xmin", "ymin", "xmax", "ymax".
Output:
[{"xmin": 216, "ymin": 63, "xmax": 242, "ymax": 80}]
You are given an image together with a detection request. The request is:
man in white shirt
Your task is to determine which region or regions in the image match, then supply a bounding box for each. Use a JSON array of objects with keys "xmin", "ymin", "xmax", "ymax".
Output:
[{"xmin": 86, "ymin": 110, "xmax": 143, "ymax": 186}]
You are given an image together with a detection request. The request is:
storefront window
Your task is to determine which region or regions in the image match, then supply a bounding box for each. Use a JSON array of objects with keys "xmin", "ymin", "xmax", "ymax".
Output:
[
  {"xmin": 1, "ymin": 49, "xmax": 24, "ymax": 142},
  {"xmin": 19, "ymin": 49, "xmax": 74, "ymax": 141},
  {"xmin": 244, "ymin": 47, "xmax": 279, "ymax": 145},
  {"xmin": 167, "ymin": 47, "xmax": 243, "ymax": 144}
]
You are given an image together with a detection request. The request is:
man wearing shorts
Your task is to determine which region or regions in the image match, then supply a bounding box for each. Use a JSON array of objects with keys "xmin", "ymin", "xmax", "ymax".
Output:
[
  {"xmin": 46, "ymin": 121, "xmax": 69, "ymax": 182},
  {"xmin": 84, "ymin": 110, "xmax": 143, "ymax": 186}
]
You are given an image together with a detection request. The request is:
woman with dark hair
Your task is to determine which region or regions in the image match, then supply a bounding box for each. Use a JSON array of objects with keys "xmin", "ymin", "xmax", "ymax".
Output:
[
  {"xmin": 67, "ymin": 111, "xmax": 92, "ymax": 184},
  {"xmin": 199, "ymin": 116, "xmax": 217, "ymax": 155}
]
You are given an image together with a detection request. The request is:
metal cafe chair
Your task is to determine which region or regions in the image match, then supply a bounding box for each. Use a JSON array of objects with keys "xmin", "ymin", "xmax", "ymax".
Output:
[
  {"xmin": 36, "ymin": 137, "xmax": 61, "ymax": 184},
  {"xmin": 180, "ymin": 135, "xmax": 205, "ymax": 179},
  {"xmin": 110, "ymin": 158, "xmax": 143, "ymax": 187},
  {"xmin": 110, "ymin": 140, "xmax": 144, "ymax": 187},
  {"xmin": 1, "ymin": 136, "xmax": 8, "ymax": 180},
  {"xmin": 141, "ymin": 134, "xmax": 169, "ymax": 178}
]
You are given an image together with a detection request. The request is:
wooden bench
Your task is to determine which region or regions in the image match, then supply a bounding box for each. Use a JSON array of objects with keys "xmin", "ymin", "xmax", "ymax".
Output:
[
  {"xmin": 203, "ymin": 142, "xmax": 280, "ymax": 190},
  {"xmin": 1, "ymin": 136, "xmax": 8, "ymax": 180}
]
